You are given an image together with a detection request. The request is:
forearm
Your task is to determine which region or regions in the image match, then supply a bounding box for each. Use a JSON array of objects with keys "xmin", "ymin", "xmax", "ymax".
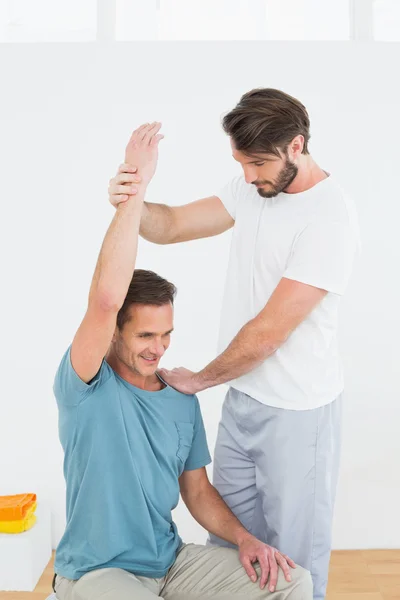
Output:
[
  {"xmin": 184, "ymin": 485, "xmax": 251, "ymax": 546},
  {"xmin": 89, "ymin": 189, "xmax": 146, "ymax": 308},
  {"xmin": 140, "ymin": 201, "xmax": 176, "ymax": 244},
  {"xmin": 194, "ymin": 319, "xmax": 284, "ymax": 391}
]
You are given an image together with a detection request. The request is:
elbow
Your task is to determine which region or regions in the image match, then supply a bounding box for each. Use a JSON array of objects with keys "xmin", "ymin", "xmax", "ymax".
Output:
[
  {"xmin": 90, "ymin": 291, "xmax": 123, "ymax": 313},
  {"xmin": 261, "ymin": 341, "xmax": 281, "ymax": 357},
  {"xmin": 260, "ymin": 331, "xmax": 288, "ymax": 356},
  {"xmin": 140, "ymin": 230, "xmax": 173, "ymax": 246}
]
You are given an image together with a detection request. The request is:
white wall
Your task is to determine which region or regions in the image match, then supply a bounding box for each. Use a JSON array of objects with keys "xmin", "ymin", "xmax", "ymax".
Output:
[{"xmin": 0, "ymin": 41, "xmax": 399, "ymax": 550}]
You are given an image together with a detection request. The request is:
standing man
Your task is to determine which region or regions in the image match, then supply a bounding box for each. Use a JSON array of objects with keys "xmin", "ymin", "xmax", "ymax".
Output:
[{"xmin": 109, "ymin": 88, "xmax": 360, "ymax": 600}]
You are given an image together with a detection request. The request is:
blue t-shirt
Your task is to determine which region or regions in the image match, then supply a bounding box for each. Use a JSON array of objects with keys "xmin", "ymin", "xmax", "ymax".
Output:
[{"xmin": 53, "ymin": 346, "xmax": 211, "ymax": 580}]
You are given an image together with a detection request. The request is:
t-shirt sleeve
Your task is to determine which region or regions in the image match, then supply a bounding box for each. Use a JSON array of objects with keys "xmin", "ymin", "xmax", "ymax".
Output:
[
  {"xmin": 216, "ymin": 175, "xmax": 245, "ymax": 220},
  {"xmin": 283, "ymin": 220, "xmax": 357, "ymax": 296},
  {"xmin": 53, "ymin": 345, "xmax": 112, "ymax": 407},
  {"xmin": 184, "ymin": 397, "xmax": 212, "ymax": 471}
]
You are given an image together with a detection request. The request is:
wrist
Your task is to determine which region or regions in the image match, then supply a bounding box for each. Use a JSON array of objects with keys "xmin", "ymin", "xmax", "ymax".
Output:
[
  {"xmin": 117, "ymin": 186, "xmax": 147, "ymax": 208},
  {"xmin": 235, "ymin": 527, "xmax": 253, "ymax": 546},
  {"xmin": 191, "ymin": 372, "xmax": 207, "ymax": 393},
  {"xmin": 133, "ymin": 181, "xmax": 148, "ymax": 198},
  {"xmin": 116, "ymin": 197, "xmax": 144, "ymax": 215}
]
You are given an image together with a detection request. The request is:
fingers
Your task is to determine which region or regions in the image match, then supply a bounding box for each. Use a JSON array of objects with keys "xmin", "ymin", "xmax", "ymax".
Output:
[
  {"xmin": 282, "ymin": 554, "xmax": 296, "ymax": 569},
  {"xmin": 108, "ymin": 170, "xmax": 141, "ymax": 208},
  {"xmin": 114, "ymin": 184, "xmax": 137, "ymax": 195},
  {"xmin": 115, "ymin": 172, "xmax": 141, "ymax": 185},
  {"xmin": 151, "ymin": 133, "xmax": 165, "ymax": 146},
  {"xmin": 108, "ymin": 177, "xmax": 138, "ymax": 195},
  {"xmin": 108, "ymin": 180, "xmax": 138, "ymax": 207},
  {"xmin": 129, "ymin": 123, "xmax": 149, "ymax": 142},
  {"xmin": 126, "ymin": 122, "xmax": 163, "ymax": 152},
  {"xmin": 267, "ymin": 554, "xmax": 279, "ymax": 593},
  {"xmin": 138, "ymin": 122, "xmax": 154, "ymax": 141},
  {"xmin": 276, "ymin": 553, "xmax": 293, "ymax": 581},
  {"xmin": 241, "ymin": 557, "xmax": 258, "ymax": 583},
  {"xmin": 132, "ymin": 122, "xmax": 158, "ymax": 142},
  {"xmin": 258, "ymin": 554, "xmax": 270, "ymax": 590},
  {"xmin": 143, "ymin": 122, "xmax": 162, "ymax": 143}
]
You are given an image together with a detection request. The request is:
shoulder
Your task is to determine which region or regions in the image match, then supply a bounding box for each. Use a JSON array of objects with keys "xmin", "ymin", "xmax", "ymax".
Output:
[
  {"xmin": 53, "ymin": 344, "xmax": 114, "ymax": 406},
  {"xmin": 316, "ymin": 177, "xmax": 358, "ymax": 222},
  {"xmin": 311, "ymin": 176, "xmax": 361, "ymax": 249},
  {"xmin": 166, "ymin": 387, "xmax": 198, "ymax": 408}
]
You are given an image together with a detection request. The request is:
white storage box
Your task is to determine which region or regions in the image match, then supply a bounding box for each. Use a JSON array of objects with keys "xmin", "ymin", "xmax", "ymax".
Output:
[{"xmin": 0, "ymin": 502, "xmax": 52, "ymax": 591}]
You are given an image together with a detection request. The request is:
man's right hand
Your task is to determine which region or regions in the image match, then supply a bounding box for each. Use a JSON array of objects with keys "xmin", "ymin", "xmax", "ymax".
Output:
[{"xmin": 108, "ymin": 122, "xmax": 164, "ymax": 208}]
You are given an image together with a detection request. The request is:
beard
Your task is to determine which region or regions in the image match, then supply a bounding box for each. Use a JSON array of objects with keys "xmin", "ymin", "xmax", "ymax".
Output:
[{"xmin": 255, "ymin": 157, "xmax": 298, "ymax": 198}]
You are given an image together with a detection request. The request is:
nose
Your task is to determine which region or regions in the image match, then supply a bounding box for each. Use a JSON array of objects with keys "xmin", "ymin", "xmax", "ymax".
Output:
[
  {"xmin": 149, "ymin": 338, "xmax": 165, "ymax": 358},
  {"xmin": 243, "ymin": 167, "xmax": 256, "ymax": 185}
]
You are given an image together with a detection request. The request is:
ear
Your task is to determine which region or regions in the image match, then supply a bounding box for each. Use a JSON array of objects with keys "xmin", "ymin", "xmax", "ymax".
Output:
[{"xmin": 288, "ymin": 135, "xmax": 304, "ymax": 160}]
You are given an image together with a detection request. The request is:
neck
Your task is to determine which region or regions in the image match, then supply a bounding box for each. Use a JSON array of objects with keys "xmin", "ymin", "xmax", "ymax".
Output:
[
  {"xmin": 284, "ymin": 155, "xmax": 328, "ymax": 194},
  {"xmin": 105, "ymin": 349, "xmax": 165, "ymax": 391}
]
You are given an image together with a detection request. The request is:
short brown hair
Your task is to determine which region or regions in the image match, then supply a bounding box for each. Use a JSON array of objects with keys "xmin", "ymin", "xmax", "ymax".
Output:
[
  {"xmin": 222, "ymin": 88, "xmax": 310, "ymax": 157},
  {"xmin": 117, "ymin": 269, "xmax": 177, "ymax": 330}
]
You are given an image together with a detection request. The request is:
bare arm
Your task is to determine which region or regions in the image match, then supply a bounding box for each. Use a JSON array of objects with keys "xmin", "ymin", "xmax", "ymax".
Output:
[
  {"xmin": 141, "ymin": 195, "xmax": 233, "ymax": 244},
  {"xmin": 109, "ymin": 164, "xmax": 234, "ymax": 244},
  {"xmin": 71, "ymin": 199, "xmax": 143, "ymax": 384},
  {"xmin": 179, "ymin": 468, "xmax": 249, "ymax": 547},
  {"xmin": 159, "ymin": 278, "xmax": 327, "ymax": 393},
  {"xmin": 179, "ymin": 468, "xmax": 295, "ymax": 592},
  {"xmin": 71, "ymin": 124, "xmax": 163, "ymax": 383}
]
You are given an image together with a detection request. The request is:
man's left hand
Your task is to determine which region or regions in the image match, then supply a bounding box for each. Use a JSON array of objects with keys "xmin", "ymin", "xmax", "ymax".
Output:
[
  {"xmin": 158, "ymin": 367, "xmax": 201, "ymax": 395},
  {"xmin": 238, "ymin": 534, "xmax": 296, "ymax": 592}
]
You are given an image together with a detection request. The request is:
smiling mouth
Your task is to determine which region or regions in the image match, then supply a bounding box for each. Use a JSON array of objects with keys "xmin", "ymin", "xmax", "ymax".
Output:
[{"xmin": 140, "ymin": 356, "xmax": 158, "ymax": 363}]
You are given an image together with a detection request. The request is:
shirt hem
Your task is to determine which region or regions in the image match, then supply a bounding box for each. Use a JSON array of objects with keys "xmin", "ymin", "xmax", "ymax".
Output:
[
  {"xmin": 184, "ymin": 456, "xmax": 212, "ymax": 471},
  {"xmin": 228, "ymin": 382, "xmax": 344, "ymax": 411}
]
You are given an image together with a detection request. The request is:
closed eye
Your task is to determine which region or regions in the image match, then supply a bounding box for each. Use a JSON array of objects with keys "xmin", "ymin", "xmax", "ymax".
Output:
[{"xmin": 254, "ymin": 162, "xmax": 265, "ymax": 167}]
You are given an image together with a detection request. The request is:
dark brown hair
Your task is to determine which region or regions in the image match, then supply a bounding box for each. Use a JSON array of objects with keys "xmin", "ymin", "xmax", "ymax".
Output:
[
  {"xmin": 117, "ymin": 269, "xmax": 177, "ymax": 330},
  {"xmin": 222, "ymin": 88, "xmax": 310, "ymax": 157}
]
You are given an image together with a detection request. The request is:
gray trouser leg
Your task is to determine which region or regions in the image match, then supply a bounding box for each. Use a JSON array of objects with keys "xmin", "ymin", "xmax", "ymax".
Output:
[{"xmin": 208, "ymin": 388, "xmax": 342, "ymax": 600}]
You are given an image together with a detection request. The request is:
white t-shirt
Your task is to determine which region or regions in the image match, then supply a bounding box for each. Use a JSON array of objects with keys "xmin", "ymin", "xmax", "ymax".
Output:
[{"xmin": 217, "ymin": 174, "xmax": 360, "ymax": 410}]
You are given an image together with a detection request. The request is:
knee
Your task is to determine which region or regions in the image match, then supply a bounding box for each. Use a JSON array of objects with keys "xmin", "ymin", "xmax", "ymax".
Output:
[{"xmin": 289, "ymin": 565, "xmax": 313, "ymax": 599}]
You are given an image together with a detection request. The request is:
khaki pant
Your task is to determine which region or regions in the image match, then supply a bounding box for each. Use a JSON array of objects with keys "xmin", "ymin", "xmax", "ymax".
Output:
[{"xmin": 55, "ymin": 543, "xmax": 312, "ymax": 600}]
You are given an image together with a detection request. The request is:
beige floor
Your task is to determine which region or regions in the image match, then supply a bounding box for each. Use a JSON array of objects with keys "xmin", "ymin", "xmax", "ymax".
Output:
[{"xmin": 0, "ymin": 550, "xmax": 399, "ymax": 600}]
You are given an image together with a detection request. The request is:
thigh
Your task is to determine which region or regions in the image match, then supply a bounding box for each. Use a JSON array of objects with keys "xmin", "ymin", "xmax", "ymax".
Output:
[
  {"xmin": 249, "ymin": 396, "xmax": 342, "ymax": 569},
  {"xmin": 209, "ymin": 389, "xmax": 258, "ymax": 547},
  {"xmin": 163, "ymin": 543, "xmax": 312, "ymax": 600},
  {"xmin": 55, "ymin": 568, "xmax": 162, "ymax": 600}
]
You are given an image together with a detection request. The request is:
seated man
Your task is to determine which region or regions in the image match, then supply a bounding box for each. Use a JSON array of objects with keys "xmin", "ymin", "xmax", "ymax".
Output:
[{"xmin": 52, "ymin": 123, "xmax": 312, "ymax": 600}]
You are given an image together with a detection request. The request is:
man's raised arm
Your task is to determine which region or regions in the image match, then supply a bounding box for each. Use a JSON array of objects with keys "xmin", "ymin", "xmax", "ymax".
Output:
[{"xmin": 70, "ymin": 123, "xmax": 163, "ymax": 384}]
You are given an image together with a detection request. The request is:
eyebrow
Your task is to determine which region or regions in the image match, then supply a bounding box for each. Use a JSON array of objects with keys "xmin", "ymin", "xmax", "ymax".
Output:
[
  {"xmin": 232, "ymin": 155, "xmax": 276, "ymax": 164},
  {"xmin": 137, "ymin": 328, "xmax": 174, "ymax": 335}
]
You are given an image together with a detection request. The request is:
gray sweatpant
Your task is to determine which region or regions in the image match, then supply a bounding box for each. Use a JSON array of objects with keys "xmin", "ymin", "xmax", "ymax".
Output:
[
  {"xmin": 208, "ymin": 388, "xmax": 342, "ymax": 600},
  {"xmin": 55, "ymin": 542, "xmax": 312, "ymax": 599}
]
